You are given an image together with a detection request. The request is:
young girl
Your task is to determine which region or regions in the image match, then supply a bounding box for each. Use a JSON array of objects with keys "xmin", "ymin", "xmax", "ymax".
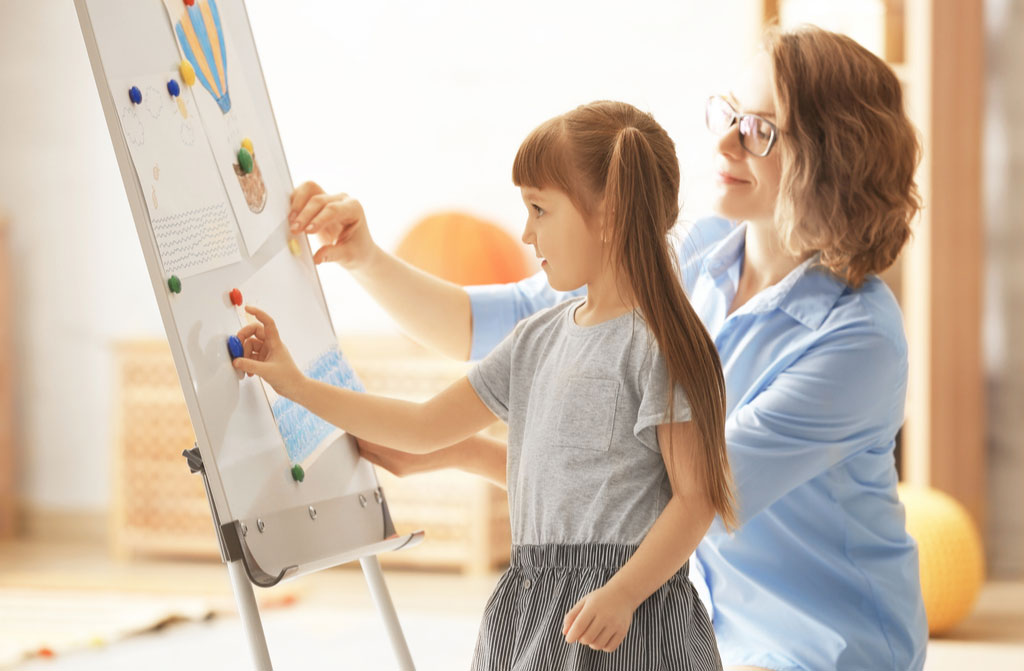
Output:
[{"xmin": 234, "ymin": 100, "xmax": 735, "ymax": 670}]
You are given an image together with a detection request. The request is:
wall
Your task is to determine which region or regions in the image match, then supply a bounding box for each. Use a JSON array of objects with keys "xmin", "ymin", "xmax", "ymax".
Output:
[
  {"xmin": 0, "ymin": 0, "xmax": 757, "ymax": 518},
  {"xmin": 983, "ymin": 0, "xmax": 1024, "ymax": 578}
]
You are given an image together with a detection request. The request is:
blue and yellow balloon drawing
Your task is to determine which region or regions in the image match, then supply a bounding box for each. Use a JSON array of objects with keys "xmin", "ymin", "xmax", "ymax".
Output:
[{"xmin": 173, "ymin": 0, "xmax": 230, "ymax": 113}]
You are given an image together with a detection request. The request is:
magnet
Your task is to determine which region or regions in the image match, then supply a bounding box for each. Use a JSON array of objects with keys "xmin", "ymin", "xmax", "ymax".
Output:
[
  {"xmin": 229, "ymin": 288, "xmax": 243, "ymax": 306},
  {"xmin": 288, "ymin": 238, "xmax": 301, "ymax": 255},
  {"xmin": 291, "ymin": 464, "xmax": 305, "ymax": 482},
  {"xmin": 168, "ymin": 275, "xmax": 182, "ymax": 294},
  {"xmin": 179, "ymin": 60, "xmax": 196, "ymax": 87},
  {"xmin": 237, "ymin": 147, "xmax": 253, "ymax": 174},
  {"xmin": 129, "ymin": 86, "xmax": 142, "ymax": 104},
  {"xmin": 227, "ymin": 335, "xmax": 244, "ymax": 359},
  {"xmin": 167, "ymin": 79, "xmax": 181, "ymax": 97}
]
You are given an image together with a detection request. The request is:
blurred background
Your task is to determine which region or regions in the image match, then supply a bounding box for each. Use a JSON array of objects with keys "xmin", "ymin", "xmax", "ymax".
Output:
[{"xmin": 0, "ymin": 0, "xmax": 1021, "ymax": 668}]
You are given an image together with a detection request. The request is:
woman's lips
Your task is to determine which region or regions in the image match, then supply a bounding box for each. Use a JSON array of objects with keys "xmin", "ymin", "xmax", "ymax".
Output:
[{"xmin": 717, "ymin": 171, "xmax": 750, "ymax": 185}]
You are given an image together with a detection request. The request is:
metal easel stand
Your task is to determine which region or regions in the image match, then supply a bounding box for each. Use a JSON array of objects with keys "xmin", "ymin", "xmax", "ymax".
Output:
[{"xmin": 183, "ymin": 445, "xmax": 416, "ymax": 671}]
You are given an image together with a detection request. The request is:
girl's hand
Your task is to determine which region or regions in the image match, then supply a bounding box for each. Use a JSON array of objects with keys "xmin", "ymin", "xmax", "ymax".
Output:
[
  {"xmin": 288, "ymin": 182, "xmax": 379, "ymax": 271},
  {"xmin": 232, "ymin": 306, "xmax": 306, "ymax": 399},
  {"xmin": 356, "ymin": 437, "xmax": 436, "ymax": 477},
  {"xmin": 562, "ymin": 584, "xmax": 637, "ymax": 653}
]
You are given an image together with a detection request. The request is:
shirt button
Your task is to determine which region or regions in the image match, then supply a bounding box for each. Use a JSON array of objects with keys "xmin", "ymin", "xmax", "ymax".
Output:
[{"xmin": 523, "ymin": 579, "xmax": 532, "ymax": 589}]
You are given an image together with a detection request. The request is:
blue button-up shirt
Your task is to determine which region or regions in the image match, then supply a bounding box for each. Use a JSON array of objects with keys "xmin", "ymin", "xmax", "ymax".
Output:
[{"xmin": 466, "ymin": 217, "xmax": 927, "ymax": 671}]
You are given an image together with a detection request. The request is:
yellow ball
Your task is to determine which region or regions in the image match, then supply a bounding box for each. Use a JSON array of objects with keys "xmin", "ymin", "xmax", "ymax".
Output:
[{"xmin": 898, "ymin": 484, "xmax": 985, "ymax": 635}]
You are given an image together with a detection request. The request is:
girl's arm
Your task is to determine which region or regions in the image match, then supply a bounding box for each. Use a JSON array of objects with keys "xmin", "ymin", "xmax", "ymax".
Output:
[
  {"xmin": 563, "ymin": 420, "xmax": 715, "ymax": 652},
  {"xmin": 289, "ymin": 183, "xmax": 473, "ymax": 361},
  {"xmin": 357, "ymin": 434, "xmax": 508, "ymax": 488},
  {"xmin": 232, "ymin": 306, "xmax": 498, "ymax": 453}
]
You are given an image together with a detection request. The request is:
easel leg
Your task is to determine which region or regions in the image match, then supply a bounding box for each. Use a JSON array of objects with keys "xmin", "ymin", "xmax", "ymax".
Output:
[
  {"xmin": 227, "ymin": 559, "xmax": 274, "ymax": 671},
  {"xmin": 360, "ymin": 555, "xmax": 416, "ymax": 671}
]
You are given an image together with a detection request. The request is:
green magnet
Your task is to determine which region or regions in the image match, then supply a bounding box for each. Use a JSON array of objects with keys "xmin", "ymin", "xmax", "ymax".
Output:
[
  {"xmin": 291, "ymin": 464, "xmax": 305, "ymax": 482},
  {"xmin": 168, "ymin": 275, "xmax": 182, "ymax": 294},
  {"xmin": 237, "ymin": 147, "xmax": 253, "ymax": 174}
]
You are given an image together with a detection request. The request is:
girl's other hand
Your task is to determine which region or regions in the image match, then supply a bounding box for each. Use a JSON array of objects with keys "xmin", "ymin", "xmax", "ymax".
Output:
[
  {"xmin": 288, "ymin": 182, "xmax": 379, "ymax": 271},
  {"xmin": 562, "ymin": 584, "xmax": 636, "ymax": 653},
  {"xmin": 232, "ymin": 306, "xmax": 306, "ymax": 399},
  {"xmin": 356, "ymin": 437, "xmax": 434, "ymax": 477}
]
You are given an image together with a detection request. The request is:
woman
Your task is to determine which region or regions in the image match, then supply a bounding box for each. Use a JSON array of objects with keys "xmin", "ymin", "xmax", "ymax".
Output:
[{"xmin": 288, "ymin": 26, "xmax": 927, "ymax": 671}]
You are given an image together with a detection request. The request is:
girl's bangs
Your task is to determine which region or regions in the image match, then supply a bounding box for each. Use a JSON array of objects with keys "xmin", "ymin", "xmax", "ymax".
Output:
[{"xmin": 512, "ymin": 117, "xmax": 575, "ymax": 195}]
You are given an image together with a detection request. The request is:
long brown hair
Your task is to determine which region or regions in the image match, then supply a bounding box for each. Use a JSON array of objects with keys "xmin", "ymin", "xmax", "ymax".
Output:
[
  {"xmin": 767, "ymin": 26, "xmax": 922, "ymax": 287},
  {"xmin": 513, "ymin": 101, "xmax": 736, "ymax": 529}
]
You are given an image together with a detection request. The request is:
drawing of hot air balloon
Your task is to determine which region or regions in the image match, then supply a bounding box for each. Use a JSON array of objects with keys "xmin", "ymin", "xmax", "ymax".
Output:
[
  {"xmin": 173, "ymin": 0, "xmax": 230, "ymax": 113},
  {"xmin": 164, "ymin": 0, "xmax": 267, "ymax": 213}
]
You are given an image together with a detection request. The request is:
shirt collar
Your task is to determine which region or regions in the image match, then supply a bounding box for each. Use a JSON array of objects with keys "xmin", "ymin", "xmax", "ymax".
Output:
[
  {"xmin": 700, "ymin": 222, "xmax": 848, "ymax": 331},
  {"xmin": 701, "ymin": 222, "xmax": 747, "ymax": 278}
]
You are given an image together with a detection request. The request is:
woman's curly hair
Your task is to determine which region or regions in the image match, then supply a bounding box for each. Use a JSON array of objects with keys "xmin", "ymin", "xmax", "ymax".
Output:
[{"xmin": 766, "ymin": 25, "xmax": 922, "ymax": 288}]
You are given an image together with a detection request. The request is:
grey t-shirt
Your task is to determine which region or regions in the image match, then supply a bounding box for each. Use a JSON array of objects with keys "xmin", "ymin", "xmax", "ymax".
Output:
[{"xmin": 468, "ymin": 297, "xmax": 692, "ymax": 546}]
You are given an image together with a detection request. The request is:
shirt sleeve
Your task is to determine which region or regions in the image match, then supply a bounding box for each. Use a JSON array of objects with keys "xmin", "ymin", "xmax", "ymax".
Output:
[
  {"xmin": 465, "ymin": 270, "xmax": 583, "ymax": 361},
  {"xmin": 466, "ymin": 320, "xmax": 522, "ymax": 424},
  {"xmin": 727, "ymin": 324, "xmax": 907, "ymax": 524},
  {"xmin": 633, "ymin": 345, "xmax": 693, "ymax": 453}
]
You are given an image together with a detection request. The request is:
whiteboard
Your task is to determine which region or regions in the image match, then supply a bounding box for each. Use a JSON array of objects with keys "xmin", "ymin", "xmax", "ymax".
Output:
[{"xmin": 75, "ymin": 0, "xmax": 421, "ymax": 584}]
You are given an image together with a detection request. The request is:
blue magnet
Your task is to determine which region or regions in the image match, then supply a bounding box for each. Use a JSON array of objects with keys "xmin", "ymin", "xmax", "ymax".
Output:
[
  {"xmin": 167, "ymin": 79, "xmax": 181, "ymax": 97},
  {"xmin": 227, "ymin": 335, "xmax": 244, "ymax": 359},
  {"xmin": 129, "ymin": 86, "xmax": 142, "ymax": 104}
]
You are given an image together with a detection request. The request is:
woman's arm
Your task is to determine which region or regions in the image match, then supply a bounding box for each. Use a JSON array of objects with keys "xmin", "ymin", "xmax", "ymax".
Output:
[
  {"xmin": 563, "ymin": 420, "xmax": 714, "ymax": 652},
  {"xmin": 724, "ymin": 324, "xmax": 906, "ymax": 523},
  {"xmin": 289, "ymin": 184, "xmax": 473, "ymax": 360},
  {"xmin": 357, "ymin": 434, "xmax": 508, "ymax": 488}
]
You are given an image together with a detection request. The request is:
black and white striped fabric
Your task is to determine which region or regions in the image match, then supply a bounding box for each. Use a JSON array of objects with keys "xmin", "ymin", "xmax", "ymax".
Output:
[{"xmin": 471, "ymin": 544, "xmax": 722, "ymax": 670}]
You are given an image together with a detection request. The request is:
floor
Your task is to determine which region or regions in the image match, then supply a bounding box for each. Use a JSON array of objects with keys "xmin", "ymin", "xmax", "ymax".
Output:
[{"xmin": 1, "ymin": 539, "xmax": 1022, "ymax": 670}]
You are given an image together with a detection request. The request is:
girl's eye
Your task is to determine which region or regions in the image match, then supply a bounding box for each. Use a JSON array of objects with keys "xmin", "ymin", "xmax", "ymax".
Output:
[{"xmin": 532, "ymin": 204, "xmax": 545, "ymax": 216}]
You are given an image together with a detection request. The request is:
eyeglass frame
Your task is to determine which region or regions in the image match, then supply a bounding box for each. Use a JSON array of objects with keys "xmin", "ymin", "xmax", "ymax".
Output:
[{"xmin": 705, "ymin": 95, "xmax": 779, "ymax": 158}]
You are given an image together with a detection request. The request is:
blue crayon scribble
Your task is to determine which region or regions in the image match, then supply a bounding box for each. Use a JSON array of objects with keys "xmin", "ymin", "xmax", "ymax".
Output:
[{"xmin": 272, "ymin": 348, "xmax": 365, "ymax": 464}]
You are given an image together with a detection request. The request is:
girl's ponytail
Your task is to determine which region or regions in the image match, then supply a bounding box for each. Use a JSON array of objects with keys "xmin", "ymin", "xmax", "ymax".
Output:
[{"xmin": 606, "ymin": 127, "xmax": 737, "ymax": 531}]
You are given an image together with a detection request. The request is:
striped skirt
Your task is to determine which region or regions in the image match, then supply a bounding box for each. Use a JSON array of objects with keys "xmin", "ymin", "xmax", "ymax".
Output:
[{"xmin": 471, "ymin": 544, "xmax": 722, "ymax": 671}]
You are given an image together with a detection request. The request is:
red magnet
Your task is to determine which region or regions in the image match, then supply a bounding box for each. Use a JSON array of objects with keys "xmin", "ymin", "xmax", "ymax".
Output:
[
  {"xmin": 184, "ymin": 0, "xmax": 196, "ymax": 5},
  {"xmin": 229, "ymin": 288, "xmax": 243, "ymax": 306}
]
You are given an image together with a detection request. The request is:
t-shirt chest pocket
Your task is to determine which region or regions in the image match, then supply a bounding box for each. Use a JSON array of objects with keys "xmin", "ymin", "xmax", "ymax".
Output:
[{"xmin": 553, "ymin": 377, "xmax": 621, "ymax": 451}]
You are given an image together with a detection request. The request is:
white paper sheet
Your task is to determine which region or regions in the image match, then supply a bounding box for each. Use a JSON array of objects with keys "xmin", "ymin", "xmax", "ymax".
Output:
[
  {"xmin": 162, "ymin": 0, "xmax": 289, "ymax": 258},
  {"xmin": 111, "ymin": 73, "xmax": 242, "ymax": 278},
  {"xmin": 238, "ymin": 246, "xmax": 364, "ymax": 469}
]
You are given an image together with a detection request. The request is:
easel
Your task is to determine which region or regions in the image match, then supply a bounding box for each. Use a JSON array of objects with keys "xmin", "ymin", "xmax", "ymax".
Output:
[{"xmin": 183, "ymin": 445, "xmax": 420, "ymax": 670}]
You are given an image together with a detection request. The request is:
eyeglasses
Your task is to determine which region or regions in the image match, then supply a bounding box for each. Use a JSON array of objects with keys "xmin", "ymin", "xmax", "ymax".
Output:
[{"xmin": 705, "ymin": 95, "xmax": 778, "ymax": 158}]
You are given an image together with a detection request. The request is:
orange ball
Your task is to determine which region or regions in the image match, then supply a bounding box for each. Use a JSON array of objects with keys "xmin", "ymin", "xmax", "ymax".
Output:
[{"xmin": 395, "ymin": 212, "xmax": 532, "ymax": 286}]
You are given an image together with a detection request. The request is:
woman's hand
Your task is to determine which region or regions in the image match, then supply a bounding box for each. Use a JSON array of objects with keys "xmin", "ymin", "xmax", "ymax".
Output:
[
  {"xmin": 562, "ymin": 583, "xmax": 637, "ymax": 653},
  {"xmin": 232, "ymin": 306, "xmax": 306, "ymax": 399},
  {"xmin": 288, "ymin": 182, "xmax": 379, "ymax": 270},
  {"xmin": 356, "ymin": 437, "xmax": 439, "ymax": 477}
]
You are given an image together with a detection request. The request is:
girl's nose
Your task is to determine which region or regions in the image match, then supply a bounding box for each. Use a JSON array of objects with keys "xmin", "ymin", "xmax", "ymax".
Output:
[{"xmin": 521, "ymin": 223, "xmax": 534, "ymax": 246}]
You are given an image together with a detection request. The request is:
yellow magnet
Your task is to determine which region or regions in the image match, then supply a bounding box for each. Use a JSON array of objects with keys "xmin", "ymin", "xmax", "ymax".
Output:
[
  {"xmin": 179, "ymin": 60, "xmax": 196, "ymax": 87},
  {"xmin": 288, "ymin": 238, "xmax": 301, "ymax": 256},
  {"xmin": 241, "ymin": 137, "xmax": 254, "ymax": 154}
]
